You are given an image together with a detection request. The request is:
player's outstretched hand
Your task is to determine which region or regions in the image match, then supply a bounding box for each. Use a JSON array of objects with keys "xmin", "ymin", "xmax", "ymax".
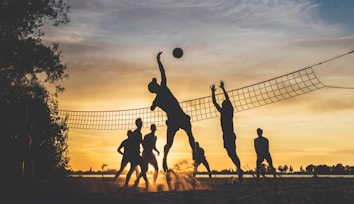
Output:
[
  {"xmin": 211, "ymin": 84, "xmax": 216, "ymax": 92},
  {"xmin": 219, "ymin": 80, "xmax": 224, "ymax": 89},
  {"xmin": 157, "ymin": 51, "xmax": 162, "ymax": 60}
]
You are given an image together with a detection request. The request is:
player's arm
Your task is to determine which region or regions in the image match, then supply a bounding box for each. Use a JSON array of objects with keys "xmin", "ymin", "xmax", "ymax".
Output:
[
  {"xmin": 254, "ymin": 139, "xmax": 259, "ymax": 155},
  {"xmin": 219, "ymin": 80, "xmax": 230, "ymax": 101},
  {"xmin": 157, "ymin": 52, "xmax": 167, "ymax": 87},
  {"xmin": 211, "ymin": 84, "xmax": 222, "ymax": 112},
  {"xmin": 151, "ymin": 99, "xmax": 157, "ymax": 111},
  {"xmin": 117, "ymin": 140, "xmax": 125, "ymax": 155},
  {"xmin": 266, "ymin": 138, "xmax": 270, "ymax": 151},
  {"xmin": 153, "ymin": 146, "xmax": 160, "ymax": 156},
  {"xmin": 153, "ymin": 137, "xmax": 160, "ymax": 155}
]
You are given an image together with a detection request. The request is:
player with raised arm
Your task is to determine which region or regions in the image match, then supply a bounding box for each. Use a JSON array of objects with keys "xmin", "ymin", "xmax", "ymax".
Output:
[
  {"xmin": 148, "ymin": 51, "xmax": 196, "ymax": 172},
  {"xmin": 211, "ymin": 81, "xmax": 244, "ymax": 183}
]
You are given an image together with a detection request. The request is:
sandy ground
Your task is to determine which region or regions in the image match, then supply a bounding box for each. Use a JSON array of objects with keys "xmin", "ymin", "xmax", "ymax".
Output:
[{"xmin": 5, "ymin": 174, "xmax": 354, "ymax": 204}]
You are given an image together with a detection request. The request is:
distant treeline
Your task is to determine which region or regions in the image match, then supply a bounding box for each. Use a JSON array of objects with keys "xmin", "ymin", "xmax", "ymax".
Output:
[{"xmin": 68, "ymin": 163, "xmax": 354, "ymax": 175}]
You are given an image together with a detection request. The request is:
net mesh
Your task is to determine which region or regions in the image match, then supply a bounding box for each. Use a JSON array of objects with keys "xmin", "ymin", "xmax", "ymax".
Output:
[{"xmin": 58, "ymin": 67, "xmax": 325, "ymax": 130}]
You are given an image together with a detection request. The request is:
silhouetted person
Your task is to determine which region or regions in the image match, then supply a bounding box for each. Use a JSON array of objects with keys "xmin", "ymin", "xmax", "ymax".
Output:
[
  {"xmin": 134, "ymin": 124, "xmax": 160, "ymax": 186},
  {"xmin": 113, "ymin": 118, "xmax": 148, "ymax": 188},
  {"xmin": 112, "ymin": 130, "xmax": 137, "ymax": 186},
  {"xmin": 254, "ymin": 128, "xmax": 276, "ymax": 181},
  {"xmin": 148, "ymin": 51, "xmax": 196, "ymax": 172},
  {"xmin": 129, "ymin": 118, "xmax": 148, "ymax": 188},
  {"xmin": 131, "ymin": 118, "xmax": 143, "ymax": 158},
  {"xmin": 193, "ymin": 141, "xmax": 212, "ymax": 182},
  {"xmin": 211, "ymin": 80, "xmax": 244, "ymax": 183}
]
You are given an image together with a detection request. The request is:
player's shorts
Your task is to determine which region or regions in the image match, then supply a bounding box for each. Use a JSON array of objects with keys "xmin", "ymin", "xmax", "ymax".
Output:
[{"xmin": 166, "ymin": 114, "xmax": 191, "ymax": 131}]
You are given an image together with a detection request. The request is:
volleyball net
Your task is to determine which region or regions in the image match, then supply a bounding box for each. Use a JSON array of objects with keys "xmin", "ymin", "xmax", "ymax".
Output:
[{"xmin": 58, "ymin": 67, "xmax": 325, "ymax": 130}]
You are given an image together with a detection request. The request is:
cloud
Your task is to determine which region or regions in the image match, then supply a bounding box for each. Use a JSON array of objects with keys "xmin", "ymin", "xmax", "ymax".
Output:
[
  {"xmin": 334, "ymin": 149, "xmax": 354, "ymax": 155},
  {"xmin": 44, "ymin": 0, "xmax": 351, "ymax": 67},
  {"xmin": 50, "ymin": 1, "xmax": 327, "ymax": 46}
]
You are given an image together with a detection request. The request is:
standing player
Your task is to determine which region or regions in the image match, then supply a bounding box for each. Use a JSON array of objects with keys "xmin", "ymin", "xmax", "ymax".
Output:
[
  {"xmin": 211, "ymin": 80, "xmax": 244, "ymax": 183},
  {"xmin": 134, "ymin": 124, "xmax": 160, "ymax": 186},
  {"xmin": 148, "ymin": 51, "xmax": 196, "ymax": 172},
  {"xmin": 113, "ymin": 118, "xmax": 148, "ymax": 189},
  {"xmin": 112, "ymin": 130, "xmax": 146, "ymax": 187},
  {"xmin": 254, "ymin": 128, "xmax": 276, "ymax": 181}
]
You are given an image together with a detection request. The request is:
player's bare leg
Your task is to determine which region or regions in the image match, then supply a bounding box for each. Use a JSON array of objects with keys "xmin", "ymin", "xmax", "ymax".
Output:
[{"xmin": 163, "ymin": 144, "xmax": 170, "ymax": 172}]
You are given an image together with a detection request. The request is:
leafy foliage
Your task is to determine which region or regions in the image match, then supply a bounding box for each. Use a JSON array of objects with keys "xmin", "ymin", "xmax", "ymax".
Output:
[{"xmin": 0, "ymin": 0, "xmax": 70, "ymax": 181}]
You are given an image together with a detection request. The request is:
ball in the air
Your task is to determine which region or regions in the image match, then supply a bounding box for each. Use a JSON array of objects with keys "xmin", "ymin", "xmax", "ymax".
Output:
[{"xmin": 173, "ymin": 47, "xmax": 183, "ymax": 58}]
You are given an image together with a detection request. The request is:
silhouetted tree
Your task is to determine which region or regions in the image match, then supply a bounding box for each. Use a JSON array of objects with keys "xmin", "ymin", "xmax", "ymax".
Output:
[
  {"xmin": 277, "ymin": 166, "xmax": 284, "ymax": 174},
  {"xmin": 305, "ymin": 164, "xmax": 315, "ymax": 174},
  {"xmin": 316, "ymin": 164, "xmax": 330, "ymax": 174},
  {"xmin": 300, "ymin": 166, "xmax": 305, "ymax": 173},
  {"xmin": 277, "ymin": 165, "xmax": 289, "ymax": 174},
  {"xmin": 347, "ymin": 166, "xmax": 354, "ymax": 174},
  {"xmin": 289, "ymin": 165, "xmax": 293, "ymax": 174},
  {"xmin": 332, "ymin": 163, "xmax": 345, "ymax": 175},
  {"xmin": 0, "ymin": 0, "xmax": 70, "ymax": 182},
  {"xmin": 283, "ymin": 164, "xmax": 288, "ymax": 174}
]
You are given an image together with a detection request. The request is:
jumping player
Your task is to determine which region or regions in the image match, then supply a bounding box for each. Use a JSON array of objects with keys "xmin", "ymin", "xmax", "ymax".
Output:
[
  {"xmin": 211, "ymin": 80, "xmax": 244, "ymax": 183},
  {"xmin": 148, "ymin": 51, "xmax": 196, "ymax": 172}
]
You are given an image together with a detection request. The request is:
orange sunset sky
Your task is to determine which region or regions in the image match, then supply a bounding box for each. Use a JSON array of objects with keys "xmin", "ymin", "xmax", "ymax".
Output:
[{"xmin": 42, "ymin": 0, "xmax": 354, "ymax": 172}]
